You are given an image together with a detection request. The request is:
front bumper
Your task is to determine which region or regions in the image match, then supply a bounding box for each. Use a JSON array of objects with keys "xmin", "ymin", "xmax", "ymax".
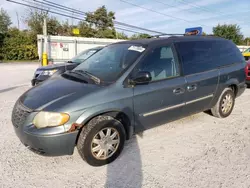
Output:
[
  {"xmin": 12, "ymin": 97, "xmax": 80, "ymax": 156},
  {"xmin": 14, "ymin": 126, "xmax": 78, "ymax": 156}
]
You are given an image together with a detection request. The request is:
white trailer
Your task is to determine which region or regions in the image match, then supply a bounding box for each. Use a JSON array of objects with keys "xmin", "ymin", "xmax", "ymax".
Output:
[
  {"xmin": 37, "ymin": 35, "xmax": 250, "ymax": 64},
  {"xmin": 237, "ymin": 45, "xmax": 250, "ymax": 52},
  {"xmin": 37, "ymin": 35, "xmax": 125, "ymax": 64}
]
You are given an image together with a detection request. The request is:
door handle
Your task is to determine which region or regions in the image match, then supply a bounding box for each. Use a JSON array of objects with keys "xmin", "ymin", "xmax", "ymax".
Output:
[
  {"xmin": 173, "ymin": 88, "xmax": 184, "ymax": 95},
  {"xmin": 187, "ymin": 84, "xmax": 197, "ymax": 92}
]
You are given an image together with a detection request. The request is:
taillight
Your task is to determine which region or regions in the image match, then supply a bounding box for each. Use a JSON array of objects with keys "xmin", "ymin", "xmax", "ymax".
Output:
[
  {"xmin": 246, "ymin": 64, "xmax": 250, "ymax": 77},
  {"xmin": 246, "ymin": 64, "xmax": 249, "ymax": 71}
]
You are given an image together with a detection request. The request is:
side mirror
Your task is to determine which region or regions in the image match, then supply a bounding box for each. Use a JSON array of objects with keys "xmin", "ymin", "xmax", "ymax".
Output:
[{"xmin": 131, "ymin": 71, "xmax": 152, "ymax": 85}]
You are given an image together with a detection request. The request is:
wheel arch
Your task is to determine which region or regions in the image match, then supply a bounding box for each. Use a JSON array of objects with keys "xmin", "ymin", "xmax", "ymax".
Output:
[
  {"xmin": 225, "ymin": 78, "xmax": 239, "ymax": 96},
  {"xmin": 75, "ymin": 109, "xmax": 133, "ymax": 143}
]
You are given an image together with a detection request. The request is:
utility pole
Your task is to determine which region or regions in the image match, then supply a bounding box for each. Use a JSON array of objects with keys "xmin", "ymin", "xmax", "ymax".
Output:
[
  {"xmin": 71, "ymin": 9, "xmax": 74, "ymax": 26},
  {"xmin": 116, "ymin": 30, "xmax": 118, "ymax": 39},
  {"xmin": 42, "ymin": 14, "xmax": 48, "ymax": 66},
  {"xmin": 16, "ymin": 12, "xmax": 20, "ymax": 30}
]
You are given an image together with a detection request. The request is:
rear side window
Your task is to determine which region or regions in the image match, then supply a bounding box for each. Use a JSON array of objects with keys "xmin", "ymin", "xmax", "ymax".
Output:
[{"xmin": 175, "ymin": 40, "xmax": 244, "ymax": 75}]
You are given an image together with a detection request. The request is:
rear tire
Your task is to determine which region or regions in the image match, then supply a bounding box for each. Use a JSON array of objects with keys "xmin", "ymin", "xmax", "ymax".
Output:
[
  {"xmin": 77, "ymin": 116, "xmax": 126, "ymax": 166},
  {"xmin": 211, "ymin": 88, "xmax": 235, "ymax": 118}
]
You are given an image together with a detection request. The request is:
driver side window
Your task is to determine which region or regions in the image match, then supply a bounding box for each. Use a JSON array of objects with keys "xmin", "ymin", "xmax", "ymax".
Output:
[{"xmin": 139, "ymin": 46, "xmax": 180, "ymax": 81}]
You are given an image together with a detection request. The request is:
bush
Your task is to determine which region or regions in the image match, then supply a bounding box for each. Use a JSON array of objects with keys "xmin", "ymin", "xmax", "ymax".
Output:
[{"xmin": 1, "ymin": 28, "xmax": 38, "ymax": 61}]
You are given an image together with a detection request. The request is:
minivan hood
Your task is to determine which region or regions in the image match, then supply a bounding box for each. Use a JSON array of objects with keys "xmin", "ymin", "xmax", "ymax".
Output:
[{"xmin": 20, "ymin": 76, "xmax": 102, "ymax": 111}]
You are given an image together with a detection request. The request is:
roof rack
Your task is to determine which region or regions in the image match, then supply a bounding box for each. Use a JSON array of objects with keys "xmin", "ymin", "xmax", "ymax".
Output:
[
  {"xmin": 147, "ymin": 34, "xmax": 185, "ymax": 38},
  {"xmin": 148, "ymin": 34, "xmax": 215, "ymax": 38}
]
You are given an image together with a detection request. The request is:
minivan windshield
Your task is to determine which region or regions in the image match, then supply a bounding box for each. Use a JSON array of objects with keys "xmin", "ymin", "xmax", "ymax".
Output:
[
  {"xmin": 73, "ymin": 43, "xmax": 146, "ymax": 82},
  {"xmin": 69, "ymin": 48, "xmax": 102, "ymax": 63}
]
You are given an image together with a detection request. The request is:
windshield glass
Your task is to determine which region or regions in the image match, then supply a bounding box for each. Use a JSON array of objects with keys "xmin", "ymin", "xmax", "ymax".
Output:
[
  {"xmin": 70, "ymin": 48, "xmax": 101, "ymax": 63},
  {"xmin": 73, "ymin": 43, "xmax": 146, "ymax": 82},
  {"xmin": 243, "ymin": 48, "xmax": 250, "ymax": 53}
]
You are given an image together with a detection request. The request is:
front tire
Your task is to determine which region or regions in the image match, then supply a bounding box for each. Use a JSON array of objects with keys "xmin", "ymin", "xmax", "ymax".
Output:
[
  {"xmin": 77, "ymin": 116, "xmax": 126, "ymax": 166},
  {"xmin": 211, "ymin": 88, "xmax": 235, "ymax": 118}
]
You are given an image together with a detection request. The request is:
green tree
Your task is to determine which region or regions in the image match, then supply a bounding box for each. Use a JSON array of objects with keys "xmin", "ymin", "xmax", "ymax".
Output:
[
  {"xmin": 80, "ymin": 6, "xmax": 116, "ymax": 38},
  {"xmin": 116, "ymin": 32, "xmax": 128, "ymax": 39},
  {"xmin": 130, "ymin": 33, "xmax": 150, "ymax": 40},
  {"xmin": 0, "ymin": 8, "xmax": 12, "ymax": 34},
  {"xmin": 78, "ymin": 21, "xmax": 96, "ymax": 37},
  {"xmin": 57, "ymin": 20, "xmax": 74, "ymax": 36},
  {"xmin": 243, "ymin": 37, "xmax": 250, "ymax": 46},
  {"xmin": 213, "ymin": 24, "xmax": 244, "ymax": 44},
  {"xmin": 25, "ymin": 9, "xmax": 62, "ymax": 42},
  {"xmin": 86, "ymin": 6, "xmax": 115, "ymax": 29}
]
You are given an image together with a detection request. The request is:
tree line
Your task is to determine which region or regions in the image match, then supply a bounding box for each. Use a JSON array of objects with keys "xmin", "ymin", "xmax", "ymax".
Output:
[{"xmin": 0, "ymin": 6, "xmax": 249, "ymax": 61}]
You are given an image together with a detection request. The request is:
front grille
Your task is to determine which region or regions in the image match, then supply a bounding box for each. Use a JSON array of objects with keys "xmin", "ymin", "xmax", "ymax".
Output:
[{"xmin": 12, "ymin": 101, "xmax": 32, "ymax": 128}]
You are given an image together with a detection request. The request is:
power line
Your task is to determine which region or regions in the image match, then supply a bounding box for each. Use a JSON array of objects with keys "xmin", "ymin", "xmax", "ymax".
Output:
[
  {"xmin": 7, "ymin": 0, "xmax": 83, "ymax": 21},
  {"xmin": 177, "ymin": 0, "xmax": 225, "ymax": 16},
  {"xmin": 153, "ymin": 0, "xmax": 250, "ymax": 26},
  {"xmin": 42, "ymin": 0, "xmax": 84, "ymax": 15},
  {"xmin": 115, "ymin": 27, "xmax": 142, "ymax": 34},
  {"xmin": 152, "ymin": 0, "xmax": 200, "ymax": 14},
  {"xmin": 120, "ymin": 0, "xmax": 209, "ymax": 27},
  {"xmin": 7, "ymin": 0, "xmax": 143, "ymax": 35},
  {"xmin": 38, "ymin": 0, "xmax": 166, "ymax": 34},
  {"xmin": 177, "ymin": 0, "xmax": 250, "ymax": 25},
  {"xmin": 33, "ymin": 0, "xmax": 85, "ymax": 17}
]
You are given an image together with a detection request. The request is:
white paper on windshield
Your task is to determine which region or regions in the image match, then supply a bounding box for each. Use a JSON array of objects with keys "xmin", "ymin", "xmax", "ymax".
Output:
[{"xmin": 128, "ymin": 46, "xmax": 145, "ymax": 52}]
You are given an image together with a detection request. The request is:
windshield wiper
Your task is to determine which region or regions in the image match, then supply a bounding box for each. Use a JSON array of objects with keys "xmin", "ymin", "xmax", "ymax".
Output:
[
  {"xmin": 72, "ymin": 70, "xmax": 101, "ymax": 84},
  {"xmin": 62, "ymin": 71, "xmax": 88, "ymax": 83}
]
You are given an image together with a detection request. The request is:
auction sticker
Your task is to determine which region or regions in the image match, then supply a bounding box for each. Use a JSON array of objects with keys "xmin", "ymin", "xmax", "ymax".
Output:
[{"xmin": 128, "ymin": 46, "xmax": 145, "ymax": 52}]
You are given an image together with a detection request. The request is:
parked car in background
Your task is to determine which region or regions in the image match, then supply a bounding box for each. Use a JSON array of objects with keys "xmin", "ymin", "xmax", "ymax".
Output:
[
  {"xmin": 31, "ymin": 46, "xmax": 104, "ymax": 86},
  {"xmin": 12, "ymin": 36, "xmax": 246, "ymax": 166},
  {"xmin": 246, "ymin": 60, "xmax": 250, "ymax": 87},
  {"xmin": 242, "ymin": 47, "xmax": 250, "ymax": 61}
]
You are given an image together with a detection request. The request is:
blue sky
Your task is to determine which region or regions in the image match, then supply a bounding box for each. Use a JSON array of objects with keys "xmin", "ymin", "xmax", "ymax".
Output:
[{"xmin": 1, "ymin": 0, "xmax": 250, "ymax": 37}]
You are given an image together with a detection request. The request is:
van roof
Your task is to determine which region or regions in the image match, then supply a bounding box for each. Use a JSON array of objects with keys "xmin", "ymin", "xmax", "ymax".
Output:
[{"xmin": 115, "ymin": 36, "xmax": 227, "ymax": 46}]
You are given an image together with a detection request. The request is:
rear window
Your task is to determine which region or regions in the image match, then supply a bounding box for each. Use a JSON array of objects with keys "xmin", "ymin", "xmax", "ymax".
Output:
[{"xmin": 175, "ymin": 40, "xmax": 244, "ymax": 75}]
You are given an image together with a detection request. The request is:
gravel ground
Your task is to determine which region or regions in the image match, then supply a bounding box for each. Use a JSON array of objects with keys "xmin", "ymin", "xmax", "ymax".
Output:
[
  {"xmin": 0, "ymin": 63, "xmax": 39, "ymax": 90},
  {"xmin": 1, "ymin": 63, "xmax": 250, "ymax": 188}
]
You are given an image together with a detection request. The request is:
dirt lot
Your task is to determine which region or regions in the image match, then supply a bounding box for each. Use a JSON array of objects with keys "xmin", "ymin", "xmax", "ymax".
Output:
[{"xmin": 1, "ymin": 63, "xmax": 250, "ymax": 188}]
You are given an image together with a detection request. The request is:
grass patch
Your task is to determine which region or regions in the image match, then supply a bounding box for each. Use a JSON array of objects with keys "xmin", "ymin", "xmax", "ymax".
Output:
[{"xmin": 0, "ymin": 60, "xmax": 40, "ymax": 63}]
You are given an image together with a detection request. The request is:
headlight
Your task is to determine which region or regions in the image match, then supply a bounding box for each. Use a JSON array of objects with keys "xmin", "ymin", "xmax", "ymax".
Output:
[
  {"xmin": 33, "ymin": 111, "xmax": 70, "ymax": 129},
  {"xmin": 41, "ymin": 69, "xmax": 57, "ymax": 76}
]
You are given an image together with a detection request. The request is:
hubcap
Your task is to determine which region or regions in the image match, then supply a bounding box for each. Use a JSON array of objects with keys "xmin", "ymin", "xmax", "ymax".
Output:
[
  {"xmin": 221, "ymin": 93, "xmax": 233, "ymax": 114},
  {"xmin": 91, "ymin": 128, "xmax": 120, "ymax": 160}
]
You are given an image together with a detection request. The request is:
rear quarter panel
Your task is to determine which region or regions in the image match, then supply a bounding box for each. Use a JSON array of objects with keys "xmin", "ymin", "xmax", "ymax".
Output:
[{"xmin": 209, "ymin": 63, "xmax": 246, "ymax": 108}]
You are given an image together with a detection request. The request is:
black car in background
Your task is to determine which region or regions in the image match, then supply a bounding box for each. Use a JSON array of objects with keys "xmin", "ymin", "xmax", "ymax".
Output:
[{"xmin": 31, "ymin": 46, "xmax": 104, "ymax": 86}]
